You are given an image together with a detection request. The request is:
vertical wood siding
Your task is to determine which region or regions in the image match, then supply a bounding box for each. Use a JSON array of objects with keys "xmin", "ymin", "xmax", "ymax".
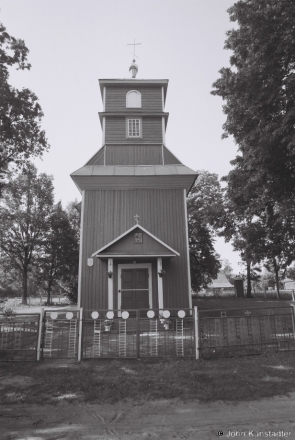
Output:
[
  {"xmin": 105, "ymin": 86, "xmax": 162, "ymax": 112},
  {"xmin": 80, "ymin": 189, "xmax": 190, "ymax": 311},
  {"xmin": 86, "ymin": 146, "xmax": 105, "ymax": 165},
  {"xmin": 163, "ymin": 146, "xmax": 182, "ymax": 165},
  {"xmin": 105, "ymin": 117, "xmax": 163, "ymax": 144},
  {"xmin": 105, "ymin": 145, "xmax": 163, "ymax": 165}
]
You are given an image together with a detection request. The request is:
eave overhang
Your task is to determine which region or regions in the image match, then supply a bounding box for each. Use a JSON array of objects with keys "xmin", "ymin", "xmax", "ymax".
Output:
[
  {"xmin": 70, "ymin": 165, "xmax": 197, "ymax": 195},
  {"xmin": 98, "ymin": 112, "xmax": 169, "ymax": 129}
]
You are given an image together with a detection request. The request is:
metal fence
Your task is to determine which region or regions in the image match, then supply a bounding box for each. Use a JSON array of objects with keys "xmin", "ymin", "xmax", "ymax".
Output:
[
  {"xmin": 0, "ymin": 313, "xmax": 41, "ymax": 361},
  {"xmin": 82, "ymin": 309, "xmax": 195, "ymax": 359},
  {"xmin": 42, "ymin": 309, "xmax": 80, "ymax": 359},
  {"xmin": 198, "ymin": 306, "xmax": 295, "ymax": 359}
]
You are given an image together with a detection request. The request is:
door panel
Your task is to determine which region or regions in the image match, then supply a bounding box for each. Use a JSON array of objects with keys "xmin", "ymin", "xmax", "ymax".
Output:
[
  {"xmin": 135, "ymin": 269, "xmax": 149, "ymax": 289},
  {"xmin": 121, "ymin": 291, "xmax": 134, "ymax": 309},
  {"xmin": 136, "ymin": 290, "xmax": 149, "ymax": 309},
  {"xmin": 121, "ymin": 268, "xmax": 149, "ymax": 311}
]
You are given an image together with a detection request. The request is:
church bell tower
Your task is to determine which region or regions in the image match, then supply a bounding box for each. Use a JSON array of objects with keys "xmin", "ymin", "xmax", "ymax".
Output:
[{"xmin": 71, "ymin": 61, "xmax": 197, "ymax": 312}]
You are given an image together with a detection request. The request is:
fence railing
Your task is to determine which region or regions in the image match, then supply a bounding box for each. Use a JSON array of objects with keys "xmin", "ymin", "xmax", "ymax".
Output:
[
  {"xmin": 82, "ymin": 308, "xmax": 195, "ymax": 359},
  {"xmin": 0, "ymin": 313, "xmax": 41, "ymax": 361},
  {"xmin": 198, "ymin": 306, "xmax": 295, "ymax": 359},
  {"xmin": 2, "ymin": 304, "xmax": 295, "ymax": 362}
]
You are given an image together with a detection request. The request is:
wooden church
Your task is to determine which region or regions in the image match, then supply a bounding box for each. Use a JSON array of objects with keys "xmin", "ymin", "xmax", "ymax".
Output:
[{"xmin": 71, "ymin": 61, "xmax": 197, "ymax": 313}]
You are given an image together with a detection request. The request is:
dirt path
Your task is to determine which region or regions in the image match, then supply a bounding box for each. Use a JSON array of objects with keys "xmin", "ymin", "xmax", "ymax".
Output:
[{"xmin": 1, "ymin": 392, "xmax": 295, "ymax": 440}]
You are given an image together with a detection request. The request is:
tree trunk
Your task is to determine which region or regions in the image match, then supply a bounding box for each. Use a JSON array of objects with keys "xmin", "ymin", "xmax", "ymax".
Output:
[
  {"xmin": 47, "ymin": 282, "xmax": 52, "ymax": 305},
  {"xmin": 22, "ymin": 265, "xmax": 28, "ymax": 305},
  {"xmin": 246, "ymin": 261, "xmax": 252, "ymax": 298},
  {"xmin": 273, "ymin": 258, "xmax": 280, "ymax": 300}
]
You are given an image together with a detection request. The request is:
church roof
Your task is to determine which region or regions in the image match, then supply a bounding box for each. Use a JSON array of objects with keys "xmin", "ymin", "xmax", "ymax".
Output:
[
  {"xmin": 207, "ymin": 271, "xmax": 233, "ymax": 289},
  {"xmin": 71, "ymin": 164, "xmax": 197, "ymax": 194},
  {"xmin": 92, "ymin": 224, "xmax": 180, "ymax": 259}
]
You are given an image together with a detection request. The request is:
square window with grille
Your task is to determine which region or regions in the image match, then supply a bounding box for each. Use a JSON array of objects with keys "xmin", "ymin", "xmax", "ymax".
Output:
[{"xmin": 128, "ymin": 119, "xmax": 141, "ymax": 137}]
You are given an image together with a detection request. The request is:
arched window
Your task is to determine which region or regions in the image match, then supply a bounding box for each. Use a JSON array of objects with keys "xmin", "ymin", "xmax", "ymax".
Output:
[{"xmin": 126, "ymin": 90, "xmax": 141, "ymax": 108}]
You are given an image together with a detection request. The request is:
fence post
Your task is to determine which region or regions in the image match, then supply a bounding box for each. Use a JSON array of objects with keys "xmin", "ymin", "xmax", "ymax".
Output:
[
  {"xmin": 136, "ymin": 309, "xmax": 140, "ymax": 359},
  {"xmin": 194, "ymin": 306, "xmax": 199, "ymax": 360},
  {"xmin": 36, "ymin": 307, "xmax": 44, "ymax": 361},
  {"xmin": 78, "ymin": 308, "xmax": 83, "ymax": 362}
]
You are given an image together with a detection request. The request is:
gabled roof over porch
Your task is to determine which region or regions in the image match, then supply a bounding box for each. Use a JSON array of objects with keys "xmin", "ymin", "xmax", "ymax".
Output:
[{"xmin": 92, "ymin": 224, "xmax": 180, "ymax": 259}]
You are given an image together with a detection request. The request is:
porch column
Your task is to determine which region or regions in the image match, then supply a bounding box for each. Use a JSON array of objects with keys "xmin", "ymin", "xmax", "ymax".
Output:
[
  {"xmin": 157, "ymin": 257, "xmax": 164, "ymax": 310},
  {"xmin": 108, "ymin": 258, "xmax": 113, "ymax": 310}
]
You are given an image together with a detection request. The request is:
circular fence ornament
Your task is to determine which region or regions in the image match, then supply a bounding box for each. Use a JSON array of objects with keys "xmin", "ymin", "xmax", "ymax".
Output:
[
  {"xmin": 162, "ymin": 310, "xmax": 170, "ymax": 319},
  {"xmin": 178, "ymin": 310, "xmax": 186, "ymax": 318},
  {"xmin": 50, "ymin": 312, "xmax": 58, "ymax": 320},
  {"xmin": 147, "ymin": 310, "xmax": 155, "ymax": 319},
  {"xmin": 91, "ymin": 311, "xmax": 99, "ymax": 320},
  {"xmin": 106, "ymin": 311, "xmax": 114, "ymax": 319},
  {"xmin": 66, "ymin": 312, "xmax": 74, "ymax": 320},
  {"xmin": 122, "ymin": 311, "xmax": 129, "ymax": 320}
]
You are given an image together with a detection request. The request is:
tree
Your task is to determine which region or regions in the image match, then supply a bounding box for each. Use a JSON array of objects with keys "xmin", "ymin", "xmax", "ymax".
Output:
[
  {"xmin": 37, "ymin": 202, "xmax": 79, "ymax": 304},
  {"xmin": 212, "ymin": 0, "xmax": 295, "ymax": 206},
  {"xmin": 187, "ymin": 171, "xmax": 223, "ymax": 291},
  {"xmin": 0, "ymin": 22, "xmax": 49, "ymax": 193},
  {"xmin": 286, "ymin": 263, "xmax": 295, "ymax": 281},
  {"xmin": 0, "ymin": 164, "xmax": 54, "ymax": 304},
  {"xmin": 222, "ymin": 259, "xmax": 234, "ymax": 284}
]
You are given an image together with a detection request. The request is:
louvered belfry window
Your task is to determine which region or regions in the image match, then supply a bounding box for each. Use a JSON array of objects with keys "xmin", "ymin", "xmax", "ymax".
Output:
[{"xmin": 128, "ymin": 119, "xmax": 141, "ymax": 137}]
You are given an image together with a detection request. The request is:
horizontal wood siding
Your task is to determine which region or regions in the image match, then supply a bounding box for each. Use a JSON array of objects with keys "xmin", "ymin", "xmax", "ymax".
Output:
[
  {"xmin": 163, "ymin": 146, "xmax": 182, "ymax": 165},
  {"xmin": 105, "ymin": 145, "xmax": 163, "ymax": 165},
  {"xmin": 80, "ymin": 189, "xmax": 190, "ymax": 311},
  {"xmin": 86, "ymin": 146, "xmax": 105, "ymax": 165},
  {"xmin": 105, "ymin": 117, "xmax": 163, "ymax": 144},
  {"xmin": 106, "ymin": 86, "xmax": 162, "ymax": 112}
]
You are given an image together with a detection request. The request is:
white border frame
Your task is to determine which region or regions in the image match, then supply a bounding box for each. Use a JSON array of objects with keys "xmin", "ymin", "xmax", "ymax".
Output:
[
  {"xmin": 126, "ymin": 117, "xmax": 142, "ymax": 138},
  {"xmin": 77, "ymin": 190, "xmax": 85, "ymax": 308},
  {"xmin": 118, "ymin": 263, "xmax": 152, "ymax": 311}
]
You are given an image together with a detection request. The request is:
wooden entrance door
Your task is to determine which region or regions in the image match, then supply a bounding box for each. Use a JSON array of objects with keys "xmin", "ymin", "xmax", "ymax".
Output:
[{"xmin": 121, "ymin": 268, "xmax": 149, "ymax": 310}]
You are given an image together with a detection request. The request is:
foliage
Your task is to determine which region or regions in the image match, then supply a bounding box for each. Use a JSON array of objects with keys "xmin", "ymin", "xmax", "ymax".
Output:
[
  {"xmin": 212, "ymin": 1, "xmax": 295, "ymax": 295},
  {"xmin": 0, "ymin": 164, "xmax": 54, "ymax": 303},
  {"xmin": 0, "ymin": 22, "xmax": 49, "ymax": 193},
  {"xmin": 187, "ymin": 171, "xmax": 223, "ymax": 291},
  {"xmin": 286, "ymin": 263, "xmax": 295, "ymax": 280},
  {"xmin": 221, "ymin": 259, "xmax": 235, "ymax": 284},
  {"xmin": 37, "ymin": 202, "xmax": 79, "ymax": 304},
  {"xmin": 212, "ymin": 0, "xmax": 295, "ymax": 205}
]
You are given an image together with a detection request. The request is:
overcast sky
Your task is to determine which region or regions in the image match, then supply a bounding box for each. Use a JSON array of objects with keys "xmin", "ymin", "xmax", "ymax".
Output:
[{"xmin": 1, "ymin": 0, "xmax": 243, "ymax": 272}]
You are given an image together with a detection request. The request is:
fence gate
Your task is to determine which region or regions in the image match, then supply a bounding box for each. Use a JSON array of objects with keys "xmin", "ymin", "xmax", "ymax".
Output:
[
  {"xmin": 199, "ymin": 306, "xmax": 295, "ymax": 359},
  {"xmin": 82, "ymin": 309, "xmax": 195, "ymax": 359},
  {"xmin": 42, "ymin": 310, "xmax": 80, "ymax": 359},
  {"xmin": 0, "ymin": 313, "xmax": 40, "ymax": 361}
]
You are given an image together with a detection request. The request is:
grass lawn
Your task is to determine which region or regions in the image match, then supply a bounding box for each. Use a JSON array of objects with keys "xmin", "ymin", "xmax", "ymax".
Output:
[
  {"xmin": 1, "ymin": 297, "xmax": 294, "ymax": 408},
  {"xmin": 1, "ymin": 350, "xmax": 295, "ymax": 406}
]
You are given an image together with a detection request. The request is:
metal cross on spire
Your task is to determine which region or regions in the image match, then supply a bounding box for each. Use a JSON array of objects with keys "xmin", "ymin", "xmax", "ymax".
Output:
[
  {"xmin": 134, "ymin": 214, "xmax": 140, "ymax": 225},
  {"xmin": 127, "ymin": 38, "xmax": 141, "ymax": 59}
]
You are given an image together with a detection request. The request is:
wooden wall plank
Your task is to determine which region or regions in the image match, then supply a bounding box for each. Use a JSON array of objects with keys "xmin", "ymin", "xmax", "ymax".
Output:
[
  {"xmin": 105, "ymin": 117, "xmax": 162, "ymax": 144},
  {"xmin": 105, "ymin": 145, "xmax": 163, "ymax": 165},
  {"xmin": 80, "ymin": 189, "xmax": 190, "ymax": 311},
  {"xmin": 105, "ymin": 86, "xmax": 162, "ymax": 112}
]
